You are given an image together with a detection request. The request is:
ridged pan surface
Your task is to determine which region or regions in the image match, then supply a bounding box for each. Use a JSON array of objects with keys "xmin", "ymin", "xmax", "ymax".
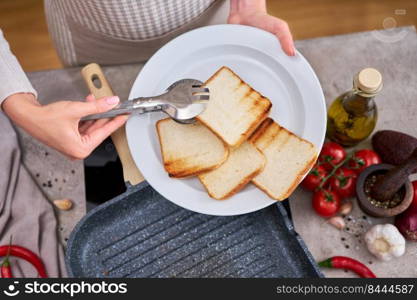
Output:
[{"xmin": 66, "ymin": 182, "xmax": 322, "ymax": 278}]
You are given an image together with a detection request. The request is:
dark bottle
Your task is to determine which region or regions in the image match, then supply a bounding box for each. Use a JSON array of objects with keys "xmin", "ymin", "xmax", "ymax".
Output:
[{"xmin": 327, "ymin": 68, "xmax": 382, "ymax": 147}]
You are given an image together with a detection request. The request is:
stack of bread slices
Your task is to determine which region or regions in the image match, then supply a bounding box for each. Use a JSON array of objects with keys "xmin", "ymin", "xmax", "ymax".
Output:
[{"xmin": 156, "ymin": 66, "xmax": 318, "ymax": 200}]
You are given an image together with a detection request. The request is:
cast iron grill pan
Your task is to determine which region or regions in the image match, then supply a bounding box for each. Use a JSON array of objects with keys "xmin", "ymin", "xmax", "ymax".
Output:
[{"xmin": 66, "ymin": 182, "xmax": 321, "ymax": 278}]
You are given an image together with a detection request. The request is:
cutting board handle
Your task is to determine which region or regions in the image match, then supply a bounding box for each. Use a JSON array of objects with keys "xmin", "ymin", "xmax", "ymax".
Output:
[{"xmin": 81, "ymin": 63, "xmax": 144, "ymax": 185}]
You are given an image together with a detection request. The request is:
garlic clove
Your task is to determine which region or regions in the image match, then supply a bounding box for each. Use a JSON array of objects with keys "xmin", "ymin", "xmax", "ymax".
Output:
[
  {"xmin": 328, "ymin": 216, "xmax": 346, "ymax": 230},
  {"xmin": 339, "ymin": 201, "xmax": 353, "ymax": 216},
  {"xmin": 53, "ymin": 199, "xmax": 73, "ymax": 211}
]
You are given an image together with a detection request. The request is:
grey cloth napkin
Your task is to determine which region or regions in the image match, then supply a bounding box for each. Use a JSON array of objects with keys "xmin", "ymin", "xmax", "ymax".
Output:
[{"xmin": 0, "ymin": 112, "xmax": 66, "ymax": 277}]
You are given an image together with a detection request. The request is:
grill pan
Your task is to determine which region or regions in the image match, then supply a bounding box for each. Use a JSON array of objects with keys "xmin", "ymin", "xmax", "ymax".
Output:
[{"xmin": 66, "ymin": 181, "xmax": 322, "ymax": 278}]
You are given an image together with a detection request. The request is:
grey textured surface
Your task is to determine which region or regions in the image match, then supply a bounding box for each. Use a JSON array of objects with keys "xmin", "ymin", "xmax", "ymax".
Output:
[
  {"xmin": 66, "ymin": 182, "xmax": 322, "ymax": 278},
  {"xmin": 21, "ymin": 64, "xmax": 143, "ymax": 244},
  {"xmin": 291, "ymin": 26, "xmax": 417, "ymax": 277}
]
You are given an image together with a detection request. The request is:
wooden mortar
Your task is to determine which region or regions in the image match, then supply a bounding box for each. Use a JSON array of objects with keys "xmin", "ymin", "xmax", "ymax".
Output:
[{"xmin": 356, "ymin": 164, "xmax": 413, "ymax": 218}]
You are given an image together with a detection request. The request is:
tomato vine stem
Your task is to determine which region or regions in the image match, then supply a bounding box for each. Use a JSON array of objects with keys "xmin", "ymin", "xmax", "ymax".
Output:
[{"xmin": 318, "ymin": 154, "xmax": 352, "ymax": 189}]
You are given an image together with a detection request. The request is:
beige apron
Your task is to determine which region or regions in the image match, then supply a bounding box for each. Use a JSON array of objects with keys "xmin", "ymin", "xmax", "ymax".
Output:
[{"xmin": 68, "ymin": 0, "xmax": 229, "ymax": 66}]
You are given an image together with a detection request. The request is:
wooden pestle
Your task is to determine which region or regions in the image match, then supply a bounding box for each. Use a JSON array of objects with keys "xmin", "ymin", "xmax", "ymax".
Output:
[{"xmin": 371, "ymin": 147, "xmax": 417, "ymax": 202}]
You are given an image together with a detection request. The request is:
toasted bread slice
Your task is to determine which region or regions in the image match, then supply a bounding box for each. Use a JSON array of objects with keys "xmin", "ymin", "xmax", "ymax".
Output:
[
  {"xmin": 197, "ymin": 66, "xmax": 272, "ymax": 147},
  {"xmin": 156, "ymin": 118, "xmax": 229, "ymax": 178},
  {"xmin": 198, "ymin": 141, "xmax": 265, "ymax": 200},
  {"xmin": 250, "ymin": 118, "xmax": 318, "ymax": 200}
]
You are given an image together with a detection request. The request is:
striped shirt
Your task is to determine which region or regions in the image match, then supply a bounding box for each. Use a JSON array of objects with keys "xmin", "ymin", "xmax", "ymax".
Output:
[{"xmin": 45, "ymin": 0, "xmax": 217, "ymax": 66}]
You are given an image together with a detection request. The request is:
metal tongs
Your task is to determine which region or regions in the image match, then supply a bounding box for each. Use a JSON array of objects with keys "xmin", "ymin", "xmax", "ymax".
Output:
[{"xmin": 82, "ymin": 79, "xmax": 210, "ymax": 124}]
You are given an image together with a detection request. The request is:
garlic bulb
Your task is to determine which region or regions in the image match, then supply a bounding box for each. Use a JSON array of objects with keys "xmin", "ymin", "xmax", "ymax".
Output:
[{"xmin": 364, "ymin": 224, "xmax": 405, "ymax": 261}]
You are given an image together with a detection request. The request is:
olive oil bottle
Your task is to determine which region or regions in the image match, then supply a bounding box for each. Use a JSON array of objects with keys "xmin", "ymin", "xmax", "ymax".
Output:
[{"xmin": 327, "ymin": 68, "xmax": 382, "ymax": 146}]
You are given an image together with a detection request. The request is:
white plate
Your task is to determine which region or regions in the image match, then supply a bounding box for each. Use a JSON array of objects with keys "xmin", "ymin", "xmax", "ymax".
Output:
[{"xmin": 126, "ymin": 24, "xmax": 326, "ymax": 216}]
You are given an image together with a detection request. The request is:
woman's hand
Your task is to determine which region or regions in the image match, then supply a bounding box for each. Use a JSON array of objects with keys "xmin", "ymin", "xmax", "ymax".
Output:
[
  {"xmin": 2, "ymin": 93, "xmax": 127, "ymax": 159},
  {"xmin": 228, "ymin": 0, "xmax": 295, "ymax": 56}
]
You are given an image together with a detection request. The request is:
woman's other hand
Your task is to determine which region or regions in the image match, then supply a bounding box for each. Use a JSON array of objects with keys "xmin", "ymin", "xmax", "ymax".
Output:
[
  {"xmin": 2, "ymin": 93, "xmax": 127, "ymax": 159},
  {"xmin": 228, "ymin": 0, "xmax": 295, "ymax": 56}
]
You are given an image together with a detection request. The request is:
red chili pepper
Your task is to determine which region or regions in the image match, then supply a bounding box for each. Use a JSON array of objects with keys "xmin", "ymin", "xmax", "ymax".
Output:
[
  {"xmin": 1, "ymin": 239, "xmax": 13, "ymax": 278},
  {"xmin": 0, "ymin": 245, "xmax": 47, "ymax": 278},
  {"xmin": 318, "ymin": 256, "xmax": 376, "ymax": 278},
  {"xmin": 1, "ymin": 259, "xmax": 13, "ymax": 278}
]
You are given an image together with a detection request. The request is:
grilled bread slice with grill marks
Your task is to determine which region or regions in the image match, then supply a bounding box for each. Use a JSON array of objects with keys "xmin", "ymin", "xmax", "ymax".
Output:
[
  {"xmin": 250, "ymin": 118, "xmax": 318, "ymax": 200},
  {"xmin": 198, "ymin": 141, "xmax": 265, "ymax": 200},
  {"xmin": 197, "ymin": 66, "xmax": 272, "ymax": 147},
  {"xmin": 156, "ymin": 118, "xmax": 229, "ymax": 178}
]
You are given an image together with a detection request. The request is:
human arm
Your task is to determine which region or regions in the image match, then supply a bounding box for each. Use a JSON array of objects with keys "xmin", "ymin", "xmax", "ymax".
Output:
[
  {"xmin": 228, "ymin": 0, "xmax": 295, "ymax": 56},
  {"xmin": 0, "ymin": 29, "xmax": 126, "ymax": 159},
  {"xmin": 3, "ymin": 93, "xmax": 127, "ymax": 159}
]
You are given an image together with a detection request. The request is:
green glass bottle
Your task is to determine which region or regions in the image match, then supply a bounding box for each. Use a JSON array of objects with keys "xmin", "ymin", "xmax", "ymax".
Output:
[{"xmin": 327, "ymin": 68, "xmax": 382, "ymax": 147}]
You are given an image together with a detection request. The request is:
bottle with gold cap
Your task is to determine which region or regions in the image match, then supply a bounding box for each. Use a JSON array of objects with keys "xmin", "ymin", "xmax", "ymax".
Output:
[{"xmin": 326, "ymin": 68, "xmax": 382, "ymax": 146}]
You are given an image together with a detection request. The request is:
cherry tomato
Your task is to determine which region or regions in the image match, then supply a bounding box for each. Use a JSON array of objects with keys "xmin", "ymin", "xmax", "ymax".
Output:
[
  {"xmin": 348, "ymin": 149, "xmax": 381, "ymax": 174},
  {"xmin": 312, "ymin": 189, "xmax": 341, "ymax": 217},
  {"xmin": 329, "ymin": 167, "xmax": 357, "ymax": 199},
  {"xmin": 318, "ymin": 142, "xmax": 346, "ymax": 171},
  {"xmin": 302, "ymin": 164, "xmax": 328, "ymax": 191}
]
